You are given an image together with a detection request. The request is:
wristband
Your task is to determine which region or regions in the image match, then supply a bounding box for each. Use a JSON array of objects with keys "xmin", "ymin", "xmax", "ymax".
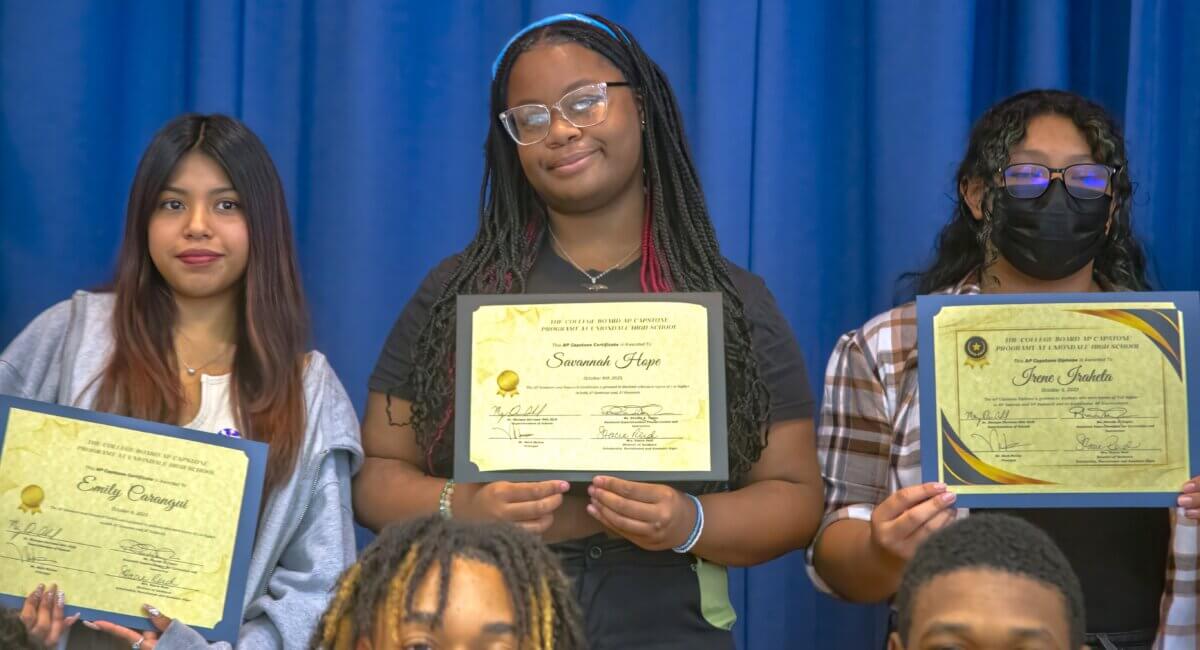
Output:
[
  {"xmin": 438, "ymin": 479, "xmax": 456, "ymax": 519},
  {"xmin": 672, "ymin": 493, "xmax": 704, "ymax": 553}
]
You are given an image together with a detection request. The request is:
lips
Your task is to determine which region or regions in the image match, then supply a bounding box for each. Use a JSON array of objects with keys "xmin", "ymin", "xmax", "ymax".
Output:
[
  {"xmin": 547, "ymin": 149, "xmax": 598, "ymax": 175},
  {"xmin": 176, "ymin": 249, "xmax": 224, "ymax": 266}
]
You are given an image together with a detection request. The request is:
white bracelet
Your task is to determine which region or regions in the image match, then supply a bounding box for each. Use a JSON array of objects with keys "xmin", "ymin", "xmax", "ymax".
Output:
[{"xmin": 672, "ymin": 493, "xmax": 704, "ymax": 553}]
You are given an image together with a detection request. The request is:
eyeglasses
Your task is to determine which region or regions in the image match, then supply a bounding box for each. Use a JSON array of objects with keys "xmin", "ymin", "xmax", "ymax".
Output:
[
  {"xmin": 998, "ymin": 163, "xmax": 1120, "ymax": 200},
  {"xmin": 499, "ymin": 81, "xmax": 631, "ymax": 146}
]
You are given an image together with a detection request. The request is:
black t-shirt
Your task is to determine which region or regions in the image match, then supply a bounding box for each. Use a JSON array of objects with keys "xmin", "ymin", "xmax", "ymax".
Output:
[
  {"xmin": 369, "ymin": 240, "xmax": 815, "ymax": 475},
  {"xmin": 982, "ymin": 507, "xmax": 1168, "ymax": 635}
]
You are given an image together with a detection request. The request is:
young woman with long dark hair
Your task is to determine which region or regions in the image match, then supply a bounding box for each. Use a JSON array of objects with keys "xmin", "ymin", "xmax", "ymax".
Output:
[
  {"xmin": 353, "ymin": 13, "xmax": 822, "ymax": 649},
  {"xmin": 1, "ymin": 114, "xmax": 362, "ymax": 649}
]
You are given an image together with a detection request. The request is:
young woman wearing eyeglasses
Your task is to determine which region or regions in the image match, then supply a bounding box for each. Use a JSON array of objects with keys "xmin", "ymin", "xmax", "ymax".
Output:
[
  {"xmin": 810, "ymin": 89, "xmax": 1193, "ymax": 650},
  {"xmin": 351, "ymin": 13, "xmax": 823, "ymax": 649}
]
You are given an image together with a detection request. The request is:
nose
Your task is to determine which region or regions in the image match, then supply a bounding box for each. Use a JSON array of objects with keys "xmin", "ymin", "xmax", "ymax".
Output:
[
  {"xmin": 543, "ymin": 107, "xmax": 582, "ymax": 146},
  {"xmin": 183, "ymin": 205, "xmax": 212, "ymax": 239}
]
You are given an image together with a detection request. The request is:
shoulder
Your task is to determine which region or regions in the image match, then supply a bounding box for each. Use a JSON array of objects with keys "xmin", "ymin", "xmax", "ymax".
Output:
[
  {"xmin": 722, "ymin": 259, "xmax": 769, "ymax": 297},
  {"xmin": 418, "ymin": 254, "xmax": 463, "ymax": 293},
  {"xmin": 831, "ymin": 301, "xmax": 918, "ymax": 374},
  {"xmin": 300, "ymin": 351, "xmax": 364, "ymax": 467},
  {"xmin": 21, "ymin": 291, "xmax": 113, "ymax": 333}
]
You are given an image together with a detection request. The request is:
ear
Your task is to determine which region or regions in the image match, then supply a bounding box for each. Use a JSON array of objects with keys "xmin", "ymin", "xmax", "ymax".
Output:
[
  {"xmin": 887, "ymin": 631, "xmax": 904, "ymax": 650},
  {"xmin": 961, "ymin": 177, "xmax": 986, "ymax": 221}
]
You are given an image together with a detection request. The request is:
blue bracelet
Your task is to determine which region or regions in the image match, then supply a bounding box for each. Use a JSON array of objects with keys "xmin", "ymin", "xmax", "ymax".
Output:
[{"xmin": 673, "ymin": 493, "xmax": 704, "ymax": 553}]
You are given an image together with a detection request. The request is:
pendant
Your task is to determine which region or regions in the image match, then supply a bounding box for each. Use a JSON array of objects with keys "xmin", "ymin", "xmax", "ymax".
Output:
[
  {"xmin": 186, "ymin": 367, "xmax": 197, "ymax": 376},
  {"xmin": 585, "ymin": 282, "xmax": 608, "ymax": 291}
]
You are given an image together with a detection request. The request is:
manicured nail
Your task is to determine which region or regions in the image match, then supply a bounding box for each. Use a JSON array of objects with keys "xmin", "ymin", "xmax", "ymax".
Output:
[
  {"xmin": 587, "ymin": 486, "xmax": 595, "ymax": 496},
  {"xmin": 1185, "ymin": 482, "xmax": 1197, "ymax": 492},
  {"xmin": 586, "ymin": 504, "xmax": 598, "ymax": 516},
  {"xmin": 144, "ymin": 604, "xmax": 161, "ymax": 617},
  {"xmin": 34, "ymin": 584, "xmax": 44, "ymax": 596},
  {"xmin": 940, "ymin": 492, "xmax": 957, "ymax": 503},
  {"xmin": 933, "ymin": 483, "xmax": 947, "ymax": 491},
  {"xmin": 83, "ymin": 621, "xmax": 100, "ymax": 630},
  {"xmin": 1179, "ymin": 495, "xmax": 1192, "ymax": 507},
  {"xmin": 558, "ymin": 481, "xmax": 569, "ymax": 491},
  {"xmin": 1186, "ymin": 509, "xmax": 1200, "ymax": 519},
  {"xmin": 57, "ymin": 590, "xmax": 65, "ymax": 605}
]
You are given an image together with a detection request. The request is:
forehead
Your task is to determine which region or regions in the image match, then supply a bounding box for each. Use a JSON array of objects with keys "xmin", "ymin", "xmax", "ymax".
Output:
[
  {"xmin": 505, "ymin": 42, "xmax": 624, "ymax": 103},
  {"xmin": 411, "ymin": 556, "xmax": 515, "ymax": 622},
  {"xmin": 166, "ymin": 151, "xmax": 231, "ymax": 189},
  {"xmin": 909, "ymin": 568, "xmax": 1071, "ymax": 646},
  {"xmin": 1010, "ymin": 113, "xmax": 1094, "ymax": 165}
]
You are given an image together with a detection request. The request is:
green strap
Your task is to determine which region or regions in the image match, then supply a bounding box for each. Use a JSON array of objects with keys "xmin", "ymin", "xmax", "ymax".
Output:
[{"xmin": 695, "ymin": 557, "xmax": 737, "ymax": 630}]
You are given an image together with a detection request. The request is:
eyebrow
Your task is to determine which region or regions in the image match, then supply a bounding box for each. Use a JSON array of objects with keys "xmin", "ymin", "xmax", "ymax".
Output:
[
  {"xmin": 921, "ymin": 622, "xmax": 1052, "ymax": 640},
  {"xmin": 1008, "ymin": 148, "xmax": 1096, "ymax": 165},
  {"xmin": 510, "ymin": 78, "xmax": 610, "ymax": 107},
  {"xmin": 161, "ymin": 185, "xmax": 238, "ymax": 196},
  {"xmin": 403, "ymin": 612, "xmax": 517, "ymax": 635}
]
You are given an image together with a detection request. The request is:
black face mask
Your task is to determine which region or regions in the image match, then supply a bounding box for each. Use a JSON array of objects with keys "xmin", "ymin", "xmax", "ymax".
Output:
[{"xmin": 990, "ymin": 181, "xmax": 1111, "ymax": 281}]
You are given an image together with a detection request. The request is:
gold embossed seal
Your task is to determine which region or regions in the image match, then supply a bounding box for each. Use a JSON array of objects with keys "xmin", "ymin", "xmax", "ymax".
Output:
[{"xmin": 496, "ymin": 370, "xmax": 520, "ymax": 397}]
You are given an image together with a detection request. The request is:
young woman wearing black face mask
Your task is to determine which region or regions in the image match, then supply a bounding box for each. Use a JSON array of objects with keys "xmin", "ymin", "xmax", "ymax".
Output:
[{"xmin": 810, "ymin": 90, "xmax": 1194, "ymax": 650}]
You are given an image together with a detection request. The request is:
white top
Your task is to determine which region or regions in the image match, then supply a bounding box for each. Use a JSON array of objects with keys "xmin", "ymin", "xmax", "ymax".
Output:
[{"xmin": 184, "ymin": 372, "xmax": 240, "ymax": 437}]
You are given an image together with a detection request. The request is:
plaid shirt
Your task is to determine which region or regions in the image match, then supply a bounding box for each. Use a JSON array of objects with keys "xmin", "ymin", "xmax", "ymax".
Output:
[{"xmin": 811, "ymin": 275, "xmax": 1199, "ymax": 649}]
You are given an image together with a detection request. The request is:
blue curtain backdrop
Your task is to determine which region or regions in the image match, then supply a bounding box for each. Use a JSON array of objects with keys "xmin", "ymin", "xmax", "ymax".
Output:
[{"xmin": 2, "ymin": 1, "xmax": 1197, "ymax": 647}]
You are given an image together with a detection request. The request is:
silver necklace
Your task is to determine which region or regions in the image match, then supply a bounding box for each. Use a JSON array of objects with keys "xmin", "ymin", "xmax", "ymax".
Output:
[
  {"xmin": 548, "ymin": 229, "xmax": 641, "ymax": 291},
  {"xmin": 175, "ymin": 334, "xmax": 234, "ymax": 377}
]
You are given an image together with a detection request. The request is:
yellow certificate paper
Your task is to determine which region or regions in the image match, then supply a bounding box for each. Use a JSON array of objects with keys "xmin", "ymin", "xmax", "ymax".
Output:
[
  {"xmin": 918, "ymin": 293, "xmax": 1200, "ymax": 507},
  {"xmin": 0, "ymin": 397, "xmax": 267, "ymax": 642},
  {"xmin": 454, "ymin": 293, "xmax": 728, "ymax": 482}
]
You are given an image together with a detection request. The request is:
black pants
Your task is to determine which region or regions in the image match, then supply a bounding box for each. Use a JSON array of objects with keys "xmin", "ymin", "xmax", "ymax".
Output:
[{"xmin": 553, "ymin": 534, "xmax": 736, "ymax": 650}]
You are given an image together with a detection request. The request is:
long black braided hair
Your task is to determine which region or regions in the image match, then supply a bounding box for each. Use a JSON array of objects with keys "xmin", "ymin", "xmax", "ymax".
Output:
[
  {"xmin": 403, "ymin": 14, "xmax": 770, "ymax": 488},
  {"xmin": 312, "ymin": 516, "xmax": 586, "ymax": 650},
  {"xmin": 907, "ymin": 89, "xmax": 1149, "ymax": 296}
]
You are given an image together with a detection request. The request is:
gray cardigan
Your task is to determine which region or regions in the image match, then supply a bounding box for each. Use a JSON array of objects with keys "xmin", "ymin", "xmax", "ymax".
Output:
[{"xmin": 0, "ymin": 292, "xmax": 363, "ymax": 649}]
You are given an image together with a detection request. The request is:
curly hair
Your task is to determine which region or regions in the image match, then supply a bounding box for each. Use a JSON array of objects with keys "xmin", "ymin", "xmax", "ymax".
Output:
[
  {"xmin": 908, "ymin": 89, "xmax": 1149, "ymax": 295},
  {"xmin": 895, "ymin": 514, "xmax": 1085, "ymax": 648},
  {"xmin": 311, "ymin": 516, "xmax": 586, "ymax": 650}
]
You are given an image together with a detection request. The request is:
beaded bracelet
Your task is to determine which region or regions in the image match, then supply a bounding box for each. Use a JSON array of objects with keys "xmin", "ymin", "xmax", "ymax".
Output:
[
  {"xmin": 438, "ymin": 479, "xmax": 456, "ymax": 519},
  {"xmin": 672, "ymin": 493, "xmax": 704, "ymax": 554}
]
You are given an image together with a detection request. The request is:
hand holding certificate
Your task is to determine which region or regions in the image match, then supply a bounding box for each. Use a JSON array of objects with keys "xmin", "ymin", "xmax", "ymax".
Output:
[
  {"xmin": 918, "ymin": 292, "xmax": 1200, "ymax": 507},
  {"xmin": 0, "ymin": 395, "xmax": 267, "ymax": 643}
]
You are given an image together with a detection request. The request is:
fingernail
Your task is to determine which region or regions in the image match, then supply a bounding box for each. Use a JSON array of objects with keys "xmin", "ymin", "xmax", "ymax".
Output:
[
  {"xmin": 57, "ymin": 590, "xmax": 65, "ymax": 605},
  {"xmin": 1187, "ymin": 509, "xmax": 1200, "ymax": 519},
  {"xmin": 933, "ymin": 483, "xmax": 947, "ymax": 491},
  {"xmin": 586, "ymin": 504, "xmax": 597, "ymax": 516},
  {"xmin": 558, "ymin": 481, "xmax": 569, "ymax": 491},
  {"xmin": 1186, "ymin": 482, "xmax": 1196, "ymax": 492},
  {"xmin": 940, "ymin": 492, "xmax": 957, "ymax": 503},
  {"xmin": 144, "ymin": 604, "xmax": 161, "ymax": 617},
  {"xmin": 83, "ymin": 621, "xmax": 100, "ymax": 630},
  {"xmin": 587, "ymin": 486, "xmax": 595, "ymax": 496},
  {"xmin": 1179, "ymin": 495, "xmax": 1191, "ymax": 507},
  {"xmin": 34, "ymin": 583, "xmax": 44, "ymax": 595}
]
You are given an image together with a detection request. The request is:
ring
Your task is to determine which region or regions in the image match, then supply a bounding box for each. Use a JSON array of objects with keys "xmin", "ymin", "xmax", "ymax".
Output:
[{"xmin": 132, "ymin": 637, "xmax": 145, "ymax": 650}]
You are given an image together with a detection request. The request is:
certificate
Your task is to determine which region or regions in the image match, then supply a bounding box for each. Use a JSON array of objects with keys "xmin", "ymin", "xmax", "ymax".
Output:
[
  {"xmin": 454, "ymin": 293, "xmax": 728, "ymax": 482},
  {"xmin": 0, "ymin": 395, "xmax": 267, "ymax": 643},
  {"xmin": 918, "ymin": 292, "xmax": 1200, "ymax": 507}
]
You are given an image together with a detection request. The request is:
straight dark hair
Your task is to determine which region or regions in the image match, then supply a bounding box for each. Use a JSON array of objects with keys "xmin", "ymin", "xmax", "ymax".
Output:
[{"xmin": 95, "ymin": 114, "xmax": 309, "ymax": 495}]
